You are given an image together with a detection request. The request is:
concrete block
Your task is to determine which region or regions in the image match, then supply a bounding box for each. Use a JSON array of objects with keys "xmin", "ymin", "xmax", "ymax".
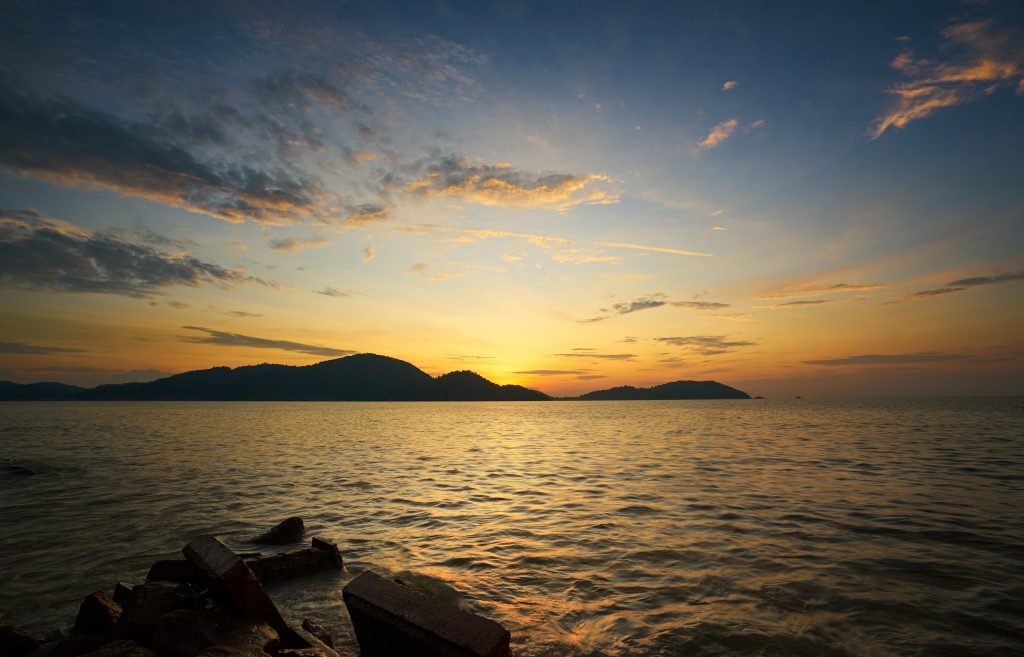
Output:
[{"xmin": 342, "ymin": 571, "xmax": 510, "ymax": 657}]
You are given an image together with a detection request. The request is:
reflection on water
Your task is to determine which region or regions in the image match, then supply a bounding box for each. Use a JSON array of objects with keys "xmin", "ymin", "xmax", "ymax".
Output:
[{"xmin": 1, "ymin": 399, "xmax": 1022, "ymax": 656}]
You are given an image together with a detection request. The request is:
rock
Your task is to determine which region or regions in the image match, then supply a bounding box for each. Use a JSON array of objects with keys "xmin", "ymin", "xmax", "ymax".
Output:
[
  {"xmin": 311, "ymin": 538, "xmax": 344, "ymax": 567},
  {"xmin": 147, "ymin": 560, "xmax": 206, "ymax": 585},
  {"xmin": 253, "ymin": 517, "xmax": 305, "ymax": 545},
  {"xmin": 151, "ymin": 609, "xmax": 279, "ymax": 657},
  {"xmin": 74, "ymin": 591, "xmax": 122, "ymax": 635},
  {"xmin": 300, "ymin": 620, "xmax": 333, "ymax": 648},
  {"xmin": 342, "ymin": 571, "xmax": 511, "ymax": 657},
  {"xmin": 182, "ymin": 536, "xmax": 292, "ymax": 642},
  {"xmin": 0, "ymin": 619, "xmax": 46, "ymax": 657},
  {"xmin": 113, "ymin": 583, "xmax": 134, "ymax": 605},
  {"xmin": 115, "ymin": 582, "xmax": 194, "ymax": 642},
  {"xmin": 244, "ymin": 541, "xmax": 343, "ymax": 585},
  {"xmin": 79, "ymin": 640, "xmax": 156, "ymax": 657}
]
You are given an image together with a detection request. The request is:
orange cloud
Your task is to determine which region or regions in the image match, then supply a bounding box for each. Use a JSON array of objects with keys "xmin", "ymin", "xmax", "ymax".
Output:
[
  {"xmin": 698, "ymin": 119, "xmax": 738, "ymax": 150},
  {"xmin": 871, "ymin": 20, "xmax": 1024, "ymax": 138}
]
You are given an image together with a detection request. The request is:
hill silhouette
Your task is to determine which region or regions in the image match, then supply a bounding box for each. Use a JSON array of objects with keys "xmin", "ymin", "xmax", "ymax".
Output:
[
  {"xmin": 0, "ymin": 354, "xmax": 751, "ymax": 401},
  {"xmin": 575, "ymin": 380, "xmax": 750, "ymax": 400}
]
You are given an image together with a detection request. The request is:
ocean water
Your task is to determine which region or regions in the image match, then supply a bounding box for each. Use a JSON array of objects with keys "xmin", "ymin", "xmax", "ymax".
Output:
[{"xmin": 1, "ymin": 399, "xmax": 1022, "ymax": 656}]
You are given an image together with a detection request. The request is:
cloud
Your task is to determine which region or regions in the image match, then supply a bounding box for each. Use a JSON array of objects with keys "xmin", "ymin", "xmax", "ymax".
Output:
[
  {"xmin": 654, "ymin": 335, "xmax": 756, "ymax": 355},
  {"xmin": 703, "ymin": 312, "xmax": 754, "ymax": 322},
  {"xmin": 907, "ymin": 287, "xmax": 966, "ymax": 298},
  {"xmin": 594, "ymin": 241, "xmax": 713, "ymax": 257},
  {"xmin": 553, "ymin": 353, "xmax": 638, "ymax": 360},
  {"xmin": 181, "ymin": 326, "xmax": 354, "ymax": 357},
  {"xmin": 777, "ymin": 299, "xmax": 833, "ymax": 307},
  {"xmin": 268, "ymin": 235, "xmax": 331, "ymax": 253},
  {"xmin": 722, "ymin": 80, "xmax": 738, "ymax": 91},
  {"xmin": 904, "ymin": 270, "xmax": 1023, "ymax": 300},
  {"xmin": 804, "ymin": 353, "xmax": 970, "ymax": 366},
  {"xmin": 0, "ymin": 210, "xmax": 273, "ymax": 297},
  {"xmin": 749, "ymin": 119, "xmax": 766, "ymax": 129},
  {"xmin": 711, "ymin": 226, "xmax": 727, "ymax": 232},
  {"xmin": 406, "ymin": 262, "xmax": 465, "ymax": 281},
  {"xmin": 343, "ymin": 204, "xmax": 390, "ymax": 225},
  {"xmin": 362, "ymin": 241, "xmax": 376, "ymax": 263},
  {"xmin": 763, "ymin": 282, "xmax": 887, "ymax": 300},
  {"xmin": 0, "ymin": 84, "xmax": 328, "ymax": 224},
  {"xmin": 671, "ymin": 300, "xmax": 731, "ymax": 310},
  {"xmin": 582, "ymin": 294, "xmax": 730, "ymax": 322},
  {"xmin": 0, "ymin": 341, "xmax": 84, "ymax": 355},
  {"xmin": 870, "ymin": 20, "xmax": 1024, "ymax": 138},
  {"xmin": 948, "ymin": 271, "xmax": 1024, "ymax": 287},
  {"xmin": 698, "ymin": 119, "xmax": 738, "ymax": 150},
  {"xmin": 513, "ymin": 369, "xmax": 591, "ymax": 376},
  {"xmin": 550, "ymin": 248, "xmax": 621, "ymax": 265},
  {"xmin": 226, "ymin": 310, "xmax": 262, "ymax": 317},
  {"xmin": 576, "ymin": 374, "xmax": 608, "ymax": 380},
  {"xmin": 314, "ymin": 287, "xmax": 350, "ymax": 298},
  {"xmin": 405, "ymin": 156, "xmax": 620, "ymax": 211}
]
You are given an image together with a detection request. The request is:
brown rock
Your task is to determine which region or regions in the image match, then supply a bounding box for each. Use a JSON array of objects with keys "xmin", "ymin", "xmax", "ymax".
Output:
[
  {"xmin": 113, "ymin": 582, "xmax": 134, "ymax": 605},
  {"xmin": 300, "ymin": 620, "xmax": 333, "ymax": 648},
  {"xmin": 0, "ymin": 619, "xmax": 46, "ymax": 657},
  {"xmin": 147, "ymin": 560, "xmax": 206, "ymax": 585},
  {"xmin": 115, "ymin": 582, "xmax": 194, "ymax": 642},
  {"xmin": 79, "ymin": 640, "xmax": 156, "ymax": 657},
  {"xmin": 182, "ymin": 536, "xmax": 291, "ymax": 642},
  {"xmin": 244, "ymin": 544, "xmax": 342, "ymax": 585},
  {"xmin": 151, "ymin": 609, "xmax": 279, "ymax": 657},
  {"xmin": 74, "ymin": 591, "xmax": 122, "ymax": 635},
  {"xmin": 253, "ymin": 517, "xmax": 305, "ymax": 545},
  {"xmin": 342, "ymin": 571, "xmax": 510, "ymax": 657}
]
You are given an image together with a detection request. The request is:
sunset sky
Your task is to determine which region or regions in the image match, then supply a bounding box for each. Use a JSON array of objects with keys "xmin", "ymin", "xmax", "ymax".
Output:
[{"xmin": 2, "ymin": 0, "xmax": 1022, "ymax": 397}]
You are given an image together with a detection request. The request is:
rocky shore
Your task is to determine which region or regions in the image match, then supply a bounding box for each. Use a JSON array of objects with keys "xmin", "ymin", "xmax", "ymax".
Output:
[{"xmin": 1, "ymin": 518, "xmax": 511, "ymax": 657}]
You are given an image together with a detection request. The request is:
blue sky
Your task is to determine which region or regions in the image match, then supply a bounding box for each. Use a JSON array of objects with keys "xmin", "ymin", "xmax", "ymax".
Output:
[{"xmin": 2, "ymin": 0, "xmax": 1022, "ymax": 396}]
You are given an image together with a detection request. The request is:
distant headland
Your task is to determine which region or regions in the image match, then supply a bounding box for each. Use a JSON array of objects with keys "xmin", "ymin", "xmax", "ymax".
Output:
[{"xmin": 0, "ymin": 353, "xmax": 751, "ymax": 401}]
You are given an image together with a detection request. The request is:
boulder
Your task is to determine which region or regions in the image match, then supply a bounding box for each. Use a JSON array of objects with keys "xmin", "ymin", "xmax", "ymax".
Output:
[
  {"xmin": 113, "ymin": 583, "xmax": 134, "ymax": 605},
  {"xmin": 243, "ymin": 540, "xmax": 343, "ymax": 585},
  {"xmin": 0, "ymin": 620, "xmax": 46, "ymax": 657},
  {"xmin": 182, "ymin": 536, "xmax": 292, "ymax": 641},
  {"xmin": 151, "ymin": 609, "xmax": 279, "ymax": 657},
  {"xmin": 79, "ymin": 640, "xmax": 156, "ymax": 657},
  {"xmin": 147, "ymin": 560, "xmax": 206, "ymax": 585},
  {"xmin": 115, "ymin": 582, "xmax": 194, "ymax": 642},
  {"xmin": 74, "ymin": 591, "xmax": 122, "ymax": 635},
  {"xmin": 300, "ymin": 619, "xmax": 333, "ymax": 648},
  {"xmin": 253, "ymin": 517, "xmax": 305, "ymax": 545},
  {"xmin": 342, "ymin": 571, "xmax": 511, "ymax": 657}
]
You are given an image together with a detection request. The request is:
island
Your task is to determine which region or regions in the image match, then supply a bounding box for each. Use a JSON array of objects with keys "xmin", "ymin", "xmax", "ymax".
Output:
[{"xmin": 0, "ymin": 353, "xmax": 750, "ymax": 401}]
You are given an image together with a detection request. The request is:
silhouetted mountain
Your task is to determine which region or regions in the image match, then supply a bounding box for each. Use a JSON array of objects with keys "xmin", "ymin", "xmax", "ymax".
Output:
[
  {"xmin": 0, "ymin": 381, "xmax": 85, "ymax": 400},
  {"xmin": 573, "ymin": 380, "xmax": 750, "ymax": 400},
  {"xmin": 73, "ymin": 354, "xmax": 549, "ymax": 401},
  {"xmin": 434, "ymin": 370, "xmax": 549, "ymax": 401}
]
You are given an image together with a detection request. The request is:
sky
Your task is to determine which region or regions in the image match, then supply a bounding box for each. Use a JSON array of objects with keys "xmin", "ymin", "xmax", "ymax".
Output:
[{"xmin": 1, "ymin": 0, "xmax": 1022, "ymax": 398}]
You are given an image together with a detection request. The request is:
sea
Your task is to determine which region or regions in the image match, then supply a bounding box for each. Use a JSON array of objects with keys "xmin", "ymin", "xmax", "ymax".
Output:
[{"xmin": 1, "ymin": 399, "xmax": 1022, "ymax": 656}]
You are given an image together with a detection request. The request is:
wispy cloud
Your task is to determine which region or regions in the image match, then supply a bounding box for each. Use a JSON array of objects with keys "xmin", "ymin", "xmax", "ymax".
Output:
[
  {"xmin": 268, "ymin": 235, "xmax": 331, "ymax": 253},
  {"xmin": 181, "ymin": 326, "xmax": 354, "ymax": 357},
  {"xmin": 581, "ymin": 294, "xmax": 730, "ymax": 323},
  {"xmin": 762, "ymin": 282, "xmax": 887, "ymax": 300},
  {"xmin": 903, "ymin": 270, "xmax": 1024, "ymax": 300},
  {"xmin": 697, "ymin": 119, "xmax": 738, "ymax": 150},
  {"xmin": 0, "ymin": 210, "xmax": 273, "ymax": 297},
  {"xmin": 407, "ymin": 262, "xmax": 466, "ymax": 281},
  {"xmin": 226, "ymin": 310, "xmax": 262, "ymax": 317},
  {"xmin": 722, "ymin": 80, "xmax": 738, "ymax": 91},
  {"xmin": 314, "ymin": 286, "xmax": 350, "ymax": 298},
  {"xmin": 362, "ymin": 241, "xmax": 376, "ymax": 263},
  {"xmin": 0, "ymin": 341, "xmax": 84, "ymax": 355},
  {"xmin": 871, "ymin": 20, "xmax": 1024, "ymax": 138},
  {"xmin": 553, "ymin": 352, "xmax": 638, "ymax": 361},
  {"xmin": 654, "ymin": 335, "xmax": 756, "ymax": 355},
  {"xmin": 405, "ymin": 156, "xmax": 620, "ymax": 212},
  {"xmin": 513, "ymin": 369, "xmax": 591, "ymax": 376},
  {"xmin": 594, "ymin": 242, "xmax": 713, "ymax": 257},
  {"xmin": 805, "ymin": 353, "xmax": 970, "ymax": 366}
]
